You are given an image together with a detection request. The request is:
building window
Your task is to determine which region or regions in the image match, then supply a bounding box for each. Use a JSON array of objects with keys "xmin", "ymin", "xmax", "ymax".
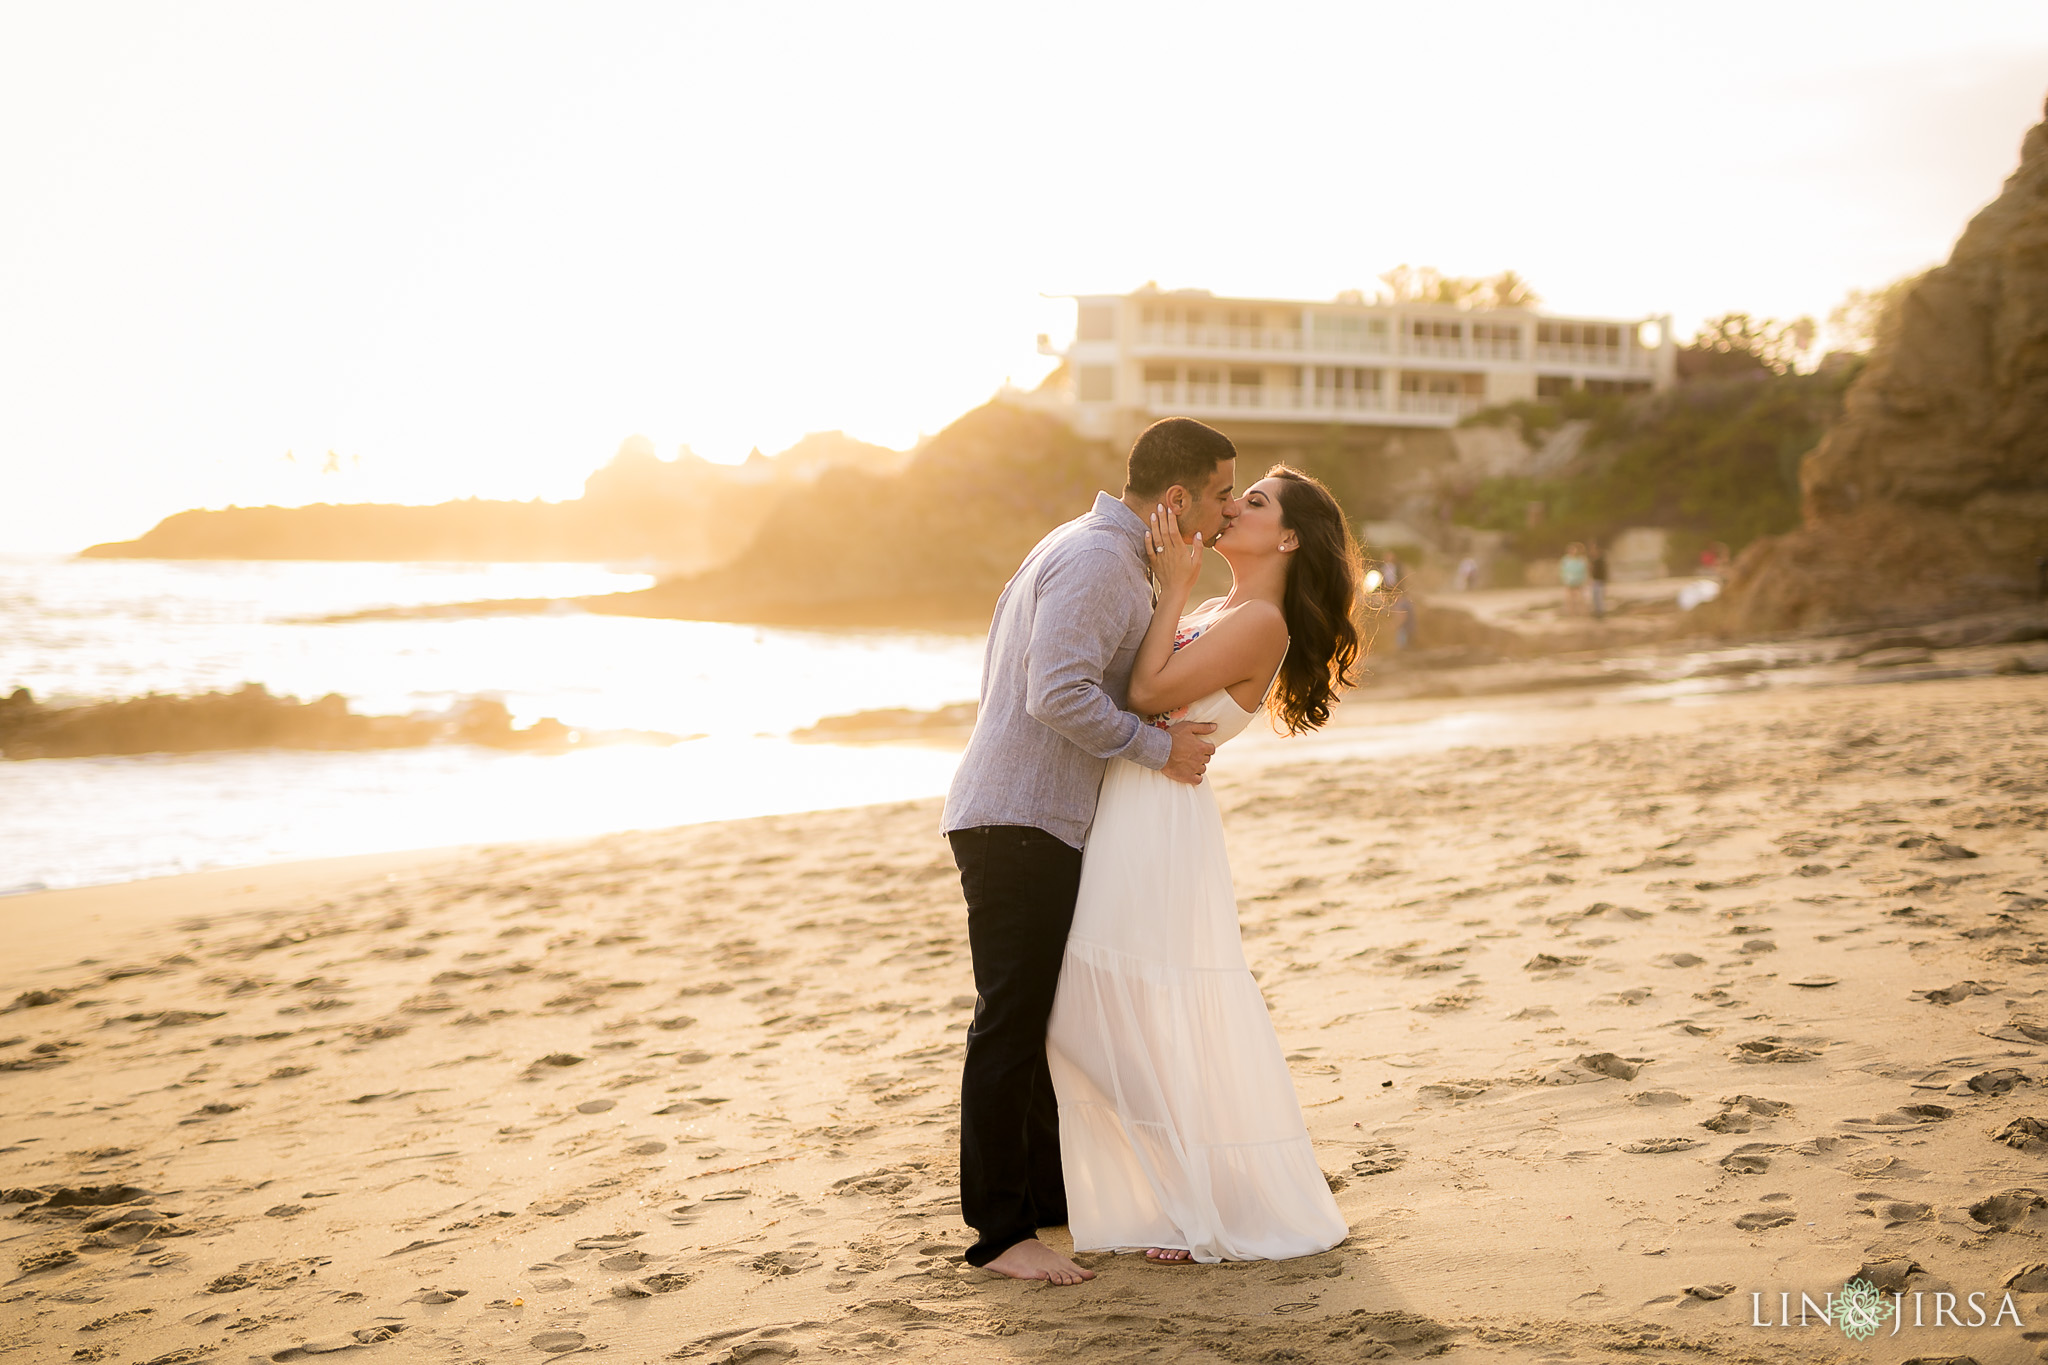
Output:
[
  {"xmin": 1313, "ymin": 366, "xmax": 1379, "ymax": 392},
  {"xmin": 1536, "ymin": 322, "xmax": 1621, "ymax": 349},
  {"xmin": 1536, "ymin": 374, "xmax": 1575, "ymax": 398},
  {"xmin": 1077, "ymin": 365, "xmax": 1115, "ymax": 402},
  {"xmin": 1077, "ymin": 303, "xmax": 1115, "ymax": 342},
  {"xmin": 1311, "ymin": 314, "xmax": 1388, "ymax": 351},
  {"xmin": 1229, "ymin": 367, "xmax": 1263, "ymax": 388},
  {"xmin": 1142, "ymin": 364, "xmax": 1177, "ymax": 385},
  {"xmin": 1225, "ymin": 308, "xmax": 1262, "ymax": 330},
  {"xmin": 1585, "ymin": 378, "xmax": 1652, "ymax": 396},
  {"xmin": 1400, "ymin": 371, "xmax": 1481, "ymax": 395},
  {"xmin": 1408, "ymin": 319, "xmax": 1462, "ymax": 341},
  {"xmin": 1186, "ymin": 366, "xmax": 1220, "ymax": 387},
  {"xmin": 1471, "ymin": 322, "xmax": 1521, "ymax": 349}
]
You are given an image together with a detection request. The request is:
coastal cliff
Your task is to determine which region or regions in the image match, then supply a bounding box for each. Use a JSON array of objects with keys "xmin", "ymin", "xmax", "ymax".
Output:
[
  {"xmin": 78, "ymin": 432, "xmax": 903, "ymax": 569},
  {"xmin": 587, "ymin": 400, "xmax": 1121, "ymax": 627},
  {"xmin": 1718, "ymin": 98, "xmax": 2048, "ymax": 632}
]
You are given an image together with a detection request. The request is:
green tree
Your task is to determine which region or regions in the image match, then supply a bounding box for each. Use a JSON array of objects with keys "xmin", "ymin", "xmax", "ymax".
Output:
[
  {"xmin": 1679, "ymin": 312, "xmax": 1816, "ymax": 380},
  {"xmin": 1825, "ymin": 272, "xmax": 1923, "ymax": 354},
  {"xmin": 1376, "ymin": 264, "xmax": 1539, "ymax": 310}
]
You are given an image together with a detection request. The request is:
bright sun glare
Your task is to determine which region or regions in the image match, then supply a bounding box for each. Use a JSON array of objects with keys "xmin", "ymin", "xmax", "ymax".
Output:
[{"xmin": 1, "ymin": 3, "xmax": 2046, "ymax": 550}]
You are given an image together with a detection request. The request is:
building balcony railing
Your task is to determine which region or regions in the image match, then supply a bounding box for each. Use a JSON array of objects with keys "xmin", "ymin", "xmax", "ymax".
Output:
[
  {"xmin": 1131, "ymin": 324, "xmax": 1657, "ymax": 372},
  {"xmin": 1139, "ymin": 323, "xmax": 1315, "ymax": 352},
  {"xmin": 1144, "ymin": 381, "xmax": 1484, "ymax": 420},
  {"xmin": 1535, "ymin": 342, "xmax": 1654, "ymax": 371},
  {"xmin": 1395, "ymin": 391, "xmax": 1484, "ymax": 416}
]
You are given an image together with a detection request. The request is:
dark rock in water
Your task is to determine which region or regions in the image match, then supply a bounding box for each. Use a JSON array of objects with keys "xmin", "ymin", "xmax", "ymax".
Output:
[
  {"xmin": 0, "ymin": 684, "xmax": 603, "ymax": 760},
  {"xmin": 1720, "ymin": 98, "xmax": 2048, "ymax": 632}
]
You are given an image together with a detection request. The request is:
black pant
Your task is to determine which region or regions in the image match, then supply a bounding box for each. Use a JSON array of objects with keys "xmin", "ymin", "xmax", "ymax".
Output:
[{"xmin": 948, "ymin": 824, "xmax": 1084, "ymax": 1266}]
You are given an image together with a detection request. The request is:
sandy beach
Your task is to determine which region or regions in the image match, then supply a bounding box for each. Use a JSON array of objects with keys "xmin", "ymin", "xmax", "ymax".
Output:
[{"xmin": 5, "ymin": 670, "xmax": 2048, "ymax": 1364}]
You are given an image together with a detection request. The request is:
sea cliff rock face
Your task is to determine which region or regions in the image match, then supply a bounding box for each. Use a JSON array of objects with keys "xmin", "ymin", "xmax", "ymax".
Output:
[
  {"xmin": 1719, "ymin": 99, "xmax": 2048, "ymax": 632},
  {"xmin": 591, "ymin": 400, "xmax": 1121, "ymax": 626}
]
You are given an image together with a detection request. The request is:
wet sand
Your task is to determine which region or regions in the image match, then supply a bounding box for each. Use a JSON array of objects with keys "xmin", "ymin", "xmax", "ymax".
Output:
[{"xmin": 5, "ymin": 672, "xmax": 2048, "ymax": 1363}]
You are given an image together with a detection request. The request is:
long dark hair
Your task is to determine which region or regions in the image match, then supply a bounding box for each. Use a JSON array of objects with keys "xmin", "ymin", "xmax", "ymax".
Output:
[{"xmin": 1267, "ymin": 465, "xmax": 1364, "ymax": 734}]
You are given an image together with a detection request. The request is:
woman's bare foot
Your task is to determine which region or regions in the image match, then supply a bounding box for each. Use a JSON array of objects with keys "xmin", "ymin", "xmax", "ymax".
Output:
[
  {"xmin": 983, "ymin": 1238, "xmax": 1095, "ymax": 1285},
  {"xmin": 1145, "ymin": 1247, "xmax": 1193, "ymax": 1263}
]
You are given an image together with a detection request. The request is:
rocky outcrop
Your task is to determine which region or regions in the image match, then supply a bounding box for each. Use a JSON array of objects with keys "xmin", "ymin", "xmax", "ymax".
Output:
[
  {"xmin": 589, "ymin": 400, "xmax": 1122, "ymax": 627},
  {"xmin": 0, "ymin": 685, "xmax": 637, "ymax": 760},
  {"xmin": 1719, "ymin": 98, "xmax": 2048, "ymax": 632}
]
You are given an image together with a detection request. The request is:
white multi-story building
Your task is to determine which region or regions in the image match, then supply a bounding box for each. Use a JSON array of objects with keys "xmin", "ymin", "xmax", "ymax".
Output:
[{"xmin": 1045, "ymin": 285, "xmax": 1676, "ymax": 440}]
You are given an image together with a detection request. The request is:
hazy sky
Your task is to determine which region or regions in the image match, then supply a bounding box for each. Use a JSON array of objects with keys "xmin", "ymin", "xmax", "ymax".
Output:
[{"xmin": 3, "ymin": 3, "xmax": 2045, "ymax": 551}]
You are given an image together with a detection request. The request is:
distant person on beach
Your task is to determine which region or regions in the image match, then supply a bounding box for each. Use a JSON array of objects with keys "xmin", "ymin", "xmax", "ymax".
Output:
[
  {"xmin": 1588, "ymin": 542, "xmax": 1608, "ymax": 620},
  {"xmin": 1559, "ymin": 542, "xmax": 1589, "ymax": 615},
  {"xmin": 1377, "ymin": 551, "xmax": 1414, "ymax": 650},
  {"xmin": 942, "ymin": 417, "xmax": 1226, "ymax": 1284},
  {"xmin": 1455, "ymin": 555, "xmax": 1479, "ymax": 592},
  {"xmin": 1043, "ymin": 459, "xmax": 1362, "ymax": 1265}
]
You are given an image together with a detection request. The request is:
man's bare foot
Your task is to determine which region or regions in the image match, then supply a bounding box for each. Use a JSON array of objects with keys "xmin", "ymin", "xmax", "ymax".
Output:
[
  {"xmin": 983, "ymin": 1238, "xmax": 1095, "ymax": 1285},
  {"xmin": 1145, "ymin": 1247, "xmax": 1193, "ymax": 1263}
]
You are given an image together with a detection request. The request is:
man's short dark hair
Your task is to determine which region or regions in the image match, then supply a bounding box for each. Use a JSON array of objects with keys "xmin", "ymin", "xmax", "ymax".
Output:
[{"xmin": 1125, "ymin": 417, "xmax": 1236, "ymax": 499}]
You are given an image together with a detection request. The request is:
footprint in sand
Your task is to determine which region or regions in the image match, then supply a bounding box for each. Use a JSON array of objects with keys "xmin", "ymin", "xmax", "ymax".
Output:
[
  {"xmin": 1701, "ymin": 1095, "xmax": 1790, "ymax": 1133},
  {"xmin": 1992, "ymin": 1116, "xmax": 2048, "ymax": 1151},
  {"xmin": 531, "ymin": 1330, "xmax": 587, "ymax": 1354},
  {"xmin": 1851, "ymin": 1196, "xmax": 1931, "ymax": 1227},
  {"xmin": 1969, "ymin": 1188, "xmax": 2048, "ymax": 1232},
  {"xmin": 1961, "ymin": 1068, "xmax": 2031, "ymax": 1096},
  {"xmin": 1845, "ymin": 1103, "xmax": 1951, "ymax": 1127},
  {"xmin": 1574, "ymin": 1053, "xmax": 1643, "ymax": 1081},
  {"xmin": 1852, "ymin": 1257, "xmax": 1923, "ymax": 1293},
  {"xmin": 407, "ymin": 1287, "xmax": 469, "ymax": 1304},
  {"xmin": 1351, "ymin": 1144, "xmax": 1405, "ymax": 1176},
  {"xmin": 1733, "ymin": 1210, "xmax": 1794, "ymax": 1231},
  {"xmin": 269, "ymin": 1326, "xmax": 407, "ymax": 1359},
  {"xmin": 1916, "ymin": 981, "xmax": 1994, "ymax": 1005},
  {"xmin": 1717, "ymin": 1144, "xmax": 1779, "ymax": 1174},
  {"xmin": 833, "ymin": 1167, "xmax": 916, "ymax": 1197},
  {"xmin": 1622, "ymin": 1138, "xmax": 1702, "ymax": 1154},
  {"xmin": 745, "ymin": 1250, "xmax": 820, "ymax": 1277},
  {"xmin": 1982, "ymin": 1014, "xmax": 2048, "ymax": 1044}
]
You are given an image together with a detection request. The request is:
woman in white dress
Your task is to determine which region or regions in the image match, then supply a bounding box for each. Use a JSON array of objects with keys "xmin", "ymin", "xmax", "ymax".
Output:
[{"xmin": 1046, "ymin": 465, "xmax": 1365, "ymax": 1264}]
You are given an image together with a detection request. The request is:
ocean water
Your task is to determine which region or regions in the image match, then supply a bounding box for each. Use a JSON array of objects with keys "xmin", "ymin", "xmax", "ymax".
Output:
[{"xmin": 0, "ymin": 556, "xmax": 983, "ymax": 893}]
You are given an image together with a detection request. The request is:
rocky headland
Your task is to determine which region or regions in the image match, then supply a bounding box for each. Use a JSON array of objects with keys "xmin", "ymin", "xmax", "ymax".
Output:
[
  {"xmin": 79, "ymin": 432, "xmax": 904, "ymax": 571},
  {"xmin": 583, "ymin": 401, "xmax": 1125, "ymax": 628},
  {"xmin": 1719, "ymin": 98, "xmax": 2048, "ymax": 633}
]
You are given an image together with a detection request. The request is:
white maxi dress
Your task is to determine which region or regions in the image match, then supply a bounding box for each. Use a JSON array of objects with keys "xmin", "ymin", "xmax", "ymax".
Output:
[{"xmin": 1045, "ymin": 620, "xmax": 1347, "ymax": 1262}]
